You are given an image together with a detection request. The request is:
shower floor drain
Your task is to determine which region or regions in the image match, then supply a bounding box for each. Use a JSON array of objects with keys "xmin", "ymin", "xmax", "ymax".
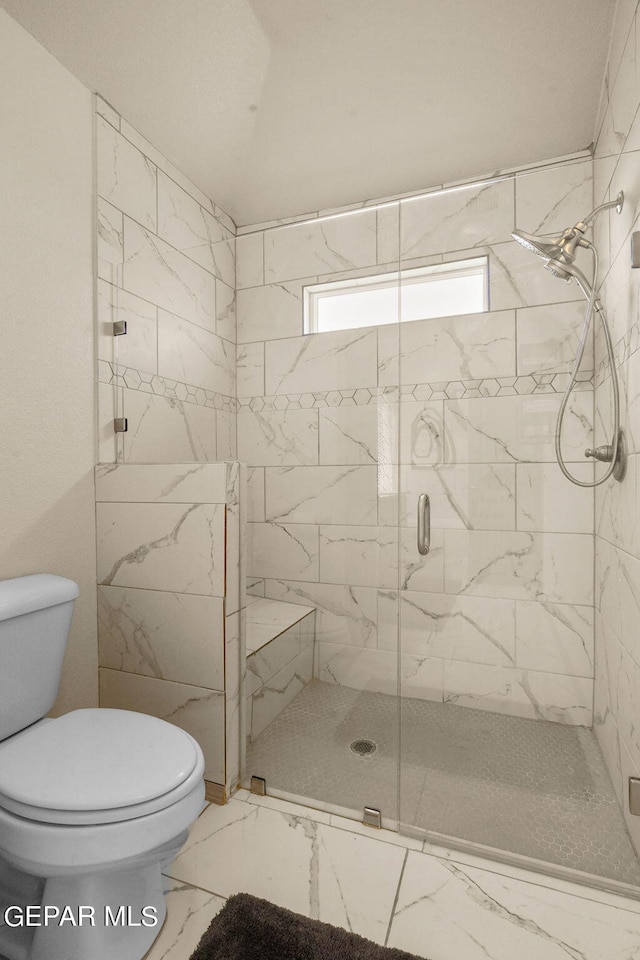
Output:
[{"xmin": 350, "ymin": 738, "xmax": 377, "ymax": 757}]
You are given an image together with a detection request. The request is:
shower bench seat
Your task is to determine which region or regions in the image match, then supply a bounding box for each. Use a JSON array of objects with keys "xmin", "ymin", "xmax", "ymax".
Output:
[
  {"xmin": 246, "ymin": 597, "xmax": 315, "ymax": 655},
  {"xmin": 244, "ymin": 597, "xmax": 316, "ymax": 743}
]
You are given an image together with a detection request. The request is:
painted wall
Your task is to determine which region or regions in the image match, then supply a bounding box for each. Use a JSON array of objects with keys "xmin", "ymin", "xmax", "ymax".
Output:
[
  {"xmin": 0, "ymin": 10, "xmax": 97, "ymax": 713},
  {"xmin": 95, "ymin": 97, "xmax": 237, "ymax": 465},
  {"xmin": 236, "ymin": 157, "xmax": 598, "ymax": 725},
  {"xmin": 592, "ymin": 0, "xmax": 640, "ymax": 851}
]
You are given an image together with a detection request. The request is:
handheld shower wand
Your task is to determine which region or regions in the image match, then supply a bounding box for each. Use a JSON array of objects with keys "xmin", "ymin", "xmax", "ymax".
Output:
[{"xmin": 512, "ymin": 191, "xmax": 626, "ymax": 487}]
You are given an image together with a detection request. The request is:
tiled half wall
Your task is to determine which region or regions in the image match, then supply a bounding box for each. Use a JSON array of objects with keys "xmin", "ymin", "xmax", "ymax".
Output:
[
  {"xmin": 95, "ymin": 462, "xmax": 245, "ymax": 797},
  {"xmin": 237, "ymin": 156, "xmax": 598, "ymax": 726}
]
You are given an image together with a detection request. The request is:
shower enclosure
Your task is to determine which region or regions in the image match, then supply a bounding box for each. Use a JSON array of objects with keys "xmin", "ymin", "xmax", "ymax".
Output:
[
  {"xmin": 92, "ymin": 90, "xmax": 639, "ymax": 907},
  {"xmin": 238, "ymin": 157, "xmax": 640, "ymax": 898}
]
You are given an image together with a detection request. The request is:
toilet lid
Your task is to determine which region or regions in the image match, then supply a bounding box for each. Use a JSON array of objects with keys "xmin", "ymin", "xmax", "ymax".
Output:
[{"xmin": 0, "ymin": 709, "xmax": 200, "ymax": 821}]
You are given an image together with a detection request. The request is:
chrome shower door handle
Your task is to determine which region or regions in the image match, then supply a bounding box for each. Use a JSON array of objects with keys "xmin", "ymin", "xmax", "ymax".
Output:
[{"xmin": 417, "ymin": 493, "xmax": 430, "ymax": 556}]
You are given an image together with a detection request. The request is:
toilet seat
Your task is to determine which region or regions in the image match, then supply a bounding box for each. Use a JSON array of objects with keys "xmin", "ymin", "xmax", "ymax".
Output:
[{"xmin": 0, "ymin": 709, "xmax": 203, "ymax": 825}]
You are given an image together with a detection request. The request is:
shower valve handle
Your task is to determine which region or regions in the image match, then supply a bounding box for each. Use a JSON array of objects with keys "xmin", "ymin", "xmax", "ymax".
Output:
[{"xmin": 584, "ymin": 445, "xmax": 614, "ymax": 463}]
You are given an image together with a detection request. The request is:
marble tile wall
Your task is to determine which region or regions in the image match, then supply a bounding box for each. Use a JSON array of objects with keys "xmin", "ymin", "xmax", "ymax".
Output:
[
  {"xmin": 591, "ymin": 0, "xmax": 640, "ymax": 854},
  {"xmin": 237, "ymin": 154, "xmax": 596, "ymax": 724},
  {"xmin": 95, "ymin": 462, "xmax": 245, "ymax": 796},
  {"xmin": 95, "ymin": 96, "xmax": 237, "ymax": 465}
]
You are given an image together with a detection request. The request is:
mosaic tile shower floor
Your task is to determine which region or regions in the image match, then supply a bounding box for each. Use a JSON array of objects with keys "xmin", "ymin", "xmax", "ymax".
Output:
[{"xmin": 246, "ymin": 680, "xmax": 640, "ymax": 888}]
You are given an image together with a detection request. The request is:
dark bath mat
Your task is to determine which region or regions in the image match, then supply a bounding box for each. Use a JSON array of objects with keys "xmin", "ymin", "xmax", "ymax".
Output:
[{"xmin": 189, "ymin": 892, "xmax": 427, "ymax": 960}]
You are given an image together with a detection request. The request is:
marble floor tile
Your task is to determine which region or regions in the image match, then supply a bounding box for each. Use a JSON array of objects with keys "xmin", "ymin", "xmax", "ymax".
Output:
[
  {"xmin": 155, "ymin": 790, "xmax": 640, "ymax": 960},
  {"xmin": 166, "ymin": 799, "xmax": 406, "ymax": 944},
  {"xmin": 143, "ymin": 880, "xmax": 224, "ymax": 960},
  {"xmin": 387, "ymin": 852, "xmax": 640, "ymax": 960}
]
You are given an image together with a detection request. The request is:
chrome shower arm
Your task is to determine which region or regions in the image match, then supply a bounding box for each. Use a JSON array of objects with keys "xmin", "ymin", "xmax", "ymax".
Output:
[{"xmin": 578, "ymin": 191, "xmax": 624, "ymax": 229}]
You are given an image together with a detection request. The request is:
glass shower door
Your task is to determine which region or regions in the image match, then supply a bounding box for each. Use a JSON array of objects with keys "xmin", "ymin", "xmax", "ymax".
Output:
[{"xmin": 395, "ymin": 182, "xmax": 640, "ymax": 894}]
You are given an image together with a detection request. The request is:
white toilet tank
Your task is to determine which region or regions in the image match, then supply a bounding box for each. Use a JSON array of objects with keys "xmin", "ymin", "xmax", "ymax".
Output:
[{"xmin": 0, "ymin": 574, "xmax": 80, "ymax": 741}]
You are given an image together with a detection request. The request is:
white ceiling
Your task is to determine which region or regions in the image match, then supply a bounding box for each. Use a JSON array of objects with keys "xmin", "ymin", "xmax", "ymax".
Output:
[{"xmin": 2, "ymin": 0, "xmax": 616, "ymax": 225}]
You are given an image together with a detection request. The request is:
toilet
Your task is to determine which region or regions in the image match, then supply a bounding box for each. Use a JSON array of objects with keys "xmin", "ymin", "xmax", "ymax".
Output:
[{"xmin": 0, "ymin": 574, "xmax": 206, "ymax": 960}]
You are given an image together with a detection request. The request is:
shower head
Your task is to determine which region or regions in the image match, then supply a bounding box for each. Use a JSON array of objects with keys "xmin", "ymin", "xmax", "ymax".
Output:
[
  {"xmin": 511, "ymin": 230, "xmax": 563, "ymax": 261},
  {"xmin": 512, "ymin": 225, "xmax": 596, "ymax": 296},
  {"xmin": 512, "ymin": 191, "xmax": 624, "ymax": 284},
  {"xmin": 512, "ymin": 223, "xmax": 584, "ymax": 265},
  {"xmin": 545, "ymin": 258, "xmax": 595, "ymax": 299},
  {"xmin": 544, "ymin": 260, "xmax": 573, "ymax": 282}
]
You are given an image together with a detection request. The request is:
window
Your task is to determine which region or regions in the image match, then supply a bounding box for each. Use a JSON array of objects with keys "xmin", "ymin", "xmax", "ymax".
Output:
[{"xmin": 304, "ymin": 257, "xmax": 488, "ymax": 334}]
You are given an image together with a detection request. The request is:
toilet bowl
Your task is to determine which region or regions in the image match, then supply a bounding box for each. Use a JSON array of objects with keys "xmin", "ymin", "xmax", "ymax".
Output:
[{"xmin": 0, "ymin": 575, "xmax": 206, "ymax": 960}]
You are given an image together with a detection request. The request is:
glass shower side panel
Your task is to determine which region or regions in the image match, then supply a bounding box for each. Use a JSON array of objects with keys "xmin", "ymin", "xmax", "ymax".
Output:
[
  {"xmin": 97, "ymin": 226, "xmax": 235, "ymax": 467},
  {"xmin": 240, "ymin": 204, "xmax": 403, "ymax": 827}
]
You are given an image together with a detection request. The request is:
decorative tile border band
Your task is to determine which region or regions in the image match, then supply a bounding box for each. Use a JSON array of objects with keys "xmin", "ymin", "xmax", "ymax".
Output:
[
  {"xmin": 238, "ymin": 372, "xmax": 593, "ymax": 411},
  {"xmin": 98, "ymin": 360, "xmax": 238, "ymax": 413},
  {"xmin": 98, "ymin": 360, "xmax": 594, "ymax": 414}
]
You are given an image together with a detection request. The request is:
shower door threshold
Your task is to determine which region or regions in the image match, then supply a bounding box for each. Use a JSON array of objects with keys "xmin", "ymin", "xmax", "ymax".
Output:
[{"xmin": 240, "ymin": 780, "xmax": 399, "ymax": 834}]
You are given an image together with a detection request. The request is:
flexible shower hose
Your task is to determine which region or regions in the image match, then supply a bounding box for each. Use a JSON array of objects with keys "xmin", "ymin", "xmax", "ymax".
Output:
[{"xmin": 555, "ymin": 244, "xmax": 620, "ymax": 487}]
